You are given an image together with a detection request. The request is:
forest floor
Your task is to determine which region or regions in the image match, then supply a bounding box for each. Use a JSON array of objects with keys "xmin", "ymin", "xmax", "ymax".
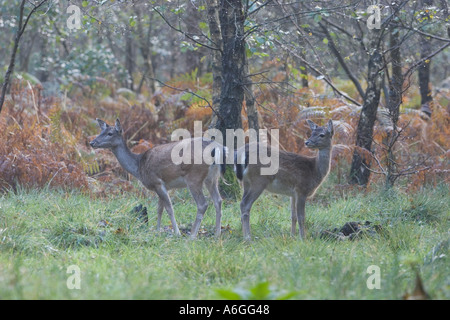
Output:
[{"xmin": 0, "ymin": 178, "xmax": 448, "ymax": 300}]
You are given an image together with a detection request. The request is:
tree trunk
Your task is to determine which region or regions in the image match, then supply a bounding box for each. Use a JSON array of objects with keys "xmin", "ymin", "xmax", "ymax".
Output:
[
  {"xmin": 135, "ymin": 8, "xmax": 156, "ymax": 94},
  {"xmin": 125, "ymin": 29, "xmax": 135, "ymax": 91},
  {"xmin": 418, "ymin": 36, "xmax": 433, "ymax": 116},
  {"xmin": 206, "ymin": 0, "xmax": 223, "ymax": 128},
  {"xmin": 1, "ymin": 0, "xmax": 49, "ymax": 114},
  {"xmin": 385, "ymin": 22, "xmax": 403, "ymax": 188},
  {"xmin": 37, "ymin": 35, "xmax": 49, "ymax": 82},
  {"xmin": 388, "ymin": 30, "xmax": 402, "ymax": 126},
  {"xmin": 0, "ymin": 33, "xmax": 21, "ymax": 114},
  {"xmin": 18, "ymin": 32, "xmax": 36, "ymax": 73},
  {"xmin": 213, "ymin": 0, "xmax": 247, "ymax": 200},
  {"xmin": 440, "ymin": 0, "xmax": 450, "ymax": 37},
  {"xmin": 215, "ymin": 0, "xmax": 246, "ymax": 140},
  {"xmin": 244, "ymin": 61, "xmax": 259, "ymax": 131},
  {"xmin": 419, "ymin": 0, "xmax": 434, "ymax": 116},
  {"xmin": 349, "ymin": 30, "xmax": 384, "ymax": 185}
]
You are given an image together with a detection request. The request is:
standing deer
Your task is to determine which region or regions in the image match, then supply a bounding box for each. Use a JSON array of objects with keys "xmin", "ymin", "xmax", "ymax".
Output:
[
  {"xmin": 90, "ymin": 118, "xmax": 227, "ymax": 239},
  {"xmin": 235, "ymin": 119, "xmax": 334, "ymax": 241}
]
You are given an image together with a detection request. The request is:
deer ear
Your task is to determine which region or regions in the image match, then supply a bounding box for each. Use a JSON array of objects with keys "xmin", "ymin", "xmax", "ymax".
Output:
[
  {"xmin": 96, "ymin": 118, "xmax": 108, "ymax": 131},
  {"xmin": 307, "ymin": 119, "xmax": 318, "ymax": 131},
  {"xmin": 327, "ymin": 119, "xmax": 334, "ymax": 136},
  {"xmin": 115, "ymin": 118, "xmax": 122, "ymax": 134}
]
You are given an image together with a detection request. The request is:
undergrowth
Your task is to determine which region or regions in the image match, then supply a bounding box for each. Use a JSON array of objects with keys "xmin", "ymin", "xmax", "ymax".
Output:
[
  {"xmin": 0, "ymin": 184, "xmax": 448, "ymax": 299},
  {"xmin": 1, "ymin": 62, "xmax": 448, "ymax": 195},
  {"xmin": 0, "ymin": 64, "xmax": 448, "ymax": 300}
]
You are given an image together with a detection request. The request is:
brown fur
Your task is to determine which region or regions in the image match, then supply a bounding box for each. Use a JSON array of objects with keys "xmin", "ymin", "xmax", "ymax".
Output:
[
  {"xmin": 90, "ymin": 119, "xmax": 226, "ymax": 239},
  {"xmin": 235, "ymin": 119, "xmax": 333, "ymax": 240}
]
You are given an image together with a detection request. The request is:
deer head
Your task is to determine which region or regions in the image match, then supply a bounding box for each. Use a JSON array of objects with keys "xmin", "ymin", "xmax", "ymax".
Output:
[
  {"xmin": 305, "ymin": 119, "xmax": 334, "ymax": 149},
  {"xmin": 90, "ymin": 118, "xmax": 124, "ymax": 149}
]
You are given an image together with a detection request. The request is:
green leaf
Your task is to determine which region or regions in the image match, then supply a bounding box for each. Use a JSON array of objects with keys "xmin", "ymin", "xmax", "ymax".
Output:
[
  {"xmin": 322, "ymin": 37, "xmax": 329, "ymax": 45},
  {"xmin": 198, "ymin": 22, "xmax": 207, "ymax": 30},
  {"xmin": 314, "ymin": 14, "xmax": 322, "ymax": 23},
  {"xmin": 245, "ymin": 47, "xmax": 253, "ymax": 58},
  {"xmin": 215, "ymin": 289, "xmax": 242, "ymax": 300},
  {"xmin": 255, "ymin": 36, "xmax": 265, "ymax": 44},
  {"xmin": 249, "ymin": 282, "xmax": 270, "ymax": 299},
  {"xmin": 82, "ymin": 1, "xmax": 88, "ymax": 7},
  {"xmin": 180, "ymin": 93, "xmax": 192, "ymax": 101},
  {"xmin": 129, "ymin": 16, "xmax": 136, "ymax": 27}
]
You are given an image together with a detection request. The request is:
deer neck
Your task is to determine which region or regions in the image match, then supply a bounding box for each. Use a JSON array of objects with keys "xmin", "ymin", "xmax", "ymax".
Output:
[
  {"xmin": 111, "ymin": 140, "xmax": 141, "ymax": 180},
  {"xmin": 315, "ymin": 146, "xmax": 332, "ymax": 181}
]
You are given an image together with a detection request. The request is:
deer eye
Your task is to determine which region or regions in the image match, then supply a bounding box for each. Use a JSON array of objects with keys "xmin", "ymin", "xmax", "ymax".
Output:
[
  {"xmin": 319, "ymin": 133, "xmax": 325, "ymax": 137},
  {"xmin": 107, "ymin": 132, "xmax": 113, "ymax": 136}
]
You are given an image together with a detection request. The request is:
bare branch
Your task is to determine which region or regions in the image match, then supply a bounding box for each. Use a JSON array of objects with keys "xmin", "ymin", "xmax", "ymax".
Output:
[
  {"xmin": 400, "ymin": 25, "xmax": 450, "ymax": 42},
  {"xmin": 275, "ymin": 39, "xmax": 362, "ymax": 106},
  {"xmin": 403, "ymin": 42, "xmax": 450, "ymax": 79},
  {"xmin": 318, "ymin": 21, "xmax": 365, "ymax": 99},
  {"xmin": 153, "ymin": 6, "xmax": 222, "ymax": 53},
  {"xmin": 246, "ymin": 0, "xmax": 274, "ymax": 17},
  {"xmin": 0, "ymin": 0, "xmax": 49, "ymax": 114}
]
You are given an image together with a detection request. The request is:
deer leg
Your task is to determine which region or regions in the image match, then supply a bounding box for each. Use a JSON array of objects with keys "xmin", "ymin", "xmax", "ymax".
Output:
[
  {"xmin": 156, "ymin": 197, "xmax": 164, "ymax": 232},
  {"xmin": 206, "ymin": 176, "xmax": 222, "ymax": 238},
  {"xmin": 290, "ymin": 196, "xmax": 297, "ymax": 236},
  {"xmin": 155, "ymin": 184, "xmax": 181, "ymax": 236},
  {"xmin": 295, "ymin": 194, "xmax": 307, "ymax": 239},
  {"xmin": 240, "ymin": 179, "xmax": 267, "ymax": 241},
  {"xmin": 187, "ymin": 182, "xmax": 209, "ymax": 240}
]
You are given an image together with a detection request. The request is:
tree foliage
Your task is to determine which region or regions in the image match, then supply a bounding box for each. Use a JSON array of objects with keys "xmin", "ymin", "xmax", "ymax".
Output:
[{"xmin": 0, "ymin": 0, "xmax": 449, "ymax": 192}]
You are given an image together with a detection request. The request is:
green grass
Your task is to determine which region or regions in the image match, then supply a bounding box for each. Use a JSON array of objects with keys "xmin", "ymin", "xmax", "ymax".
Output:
[{"xmin": 0, "ymin": 183, "xmax": 448, "ymax": 299}]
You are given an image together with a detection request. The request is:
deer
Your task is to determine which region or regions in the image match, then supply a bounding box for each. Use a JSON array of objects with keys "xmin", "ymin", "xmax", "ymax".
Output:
[
  {"xmin": 234, "ymin": 119, "xmax": 334, "ymax": 241},
  {"xmin": 90, "ymin": 118, "xmax": 227, "ymax": 239}
]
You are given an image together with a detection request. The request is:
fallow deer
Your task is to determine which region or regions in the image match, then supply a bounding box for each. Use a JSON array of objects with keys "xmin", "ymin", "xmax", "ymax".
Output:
[
  {"xmin": 90, "ymin": 118, "xmax": 227, "ymax": 239},
  {"xmin": 235, "ymin": 119, "xmax": 334, "ymax": 241}
]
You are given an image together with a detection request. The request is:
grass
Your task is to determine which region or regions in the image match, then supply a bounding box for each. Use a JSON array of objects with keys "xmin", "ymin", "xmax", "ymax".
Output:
[{"xmin": 0, "ymin": 182, "xmax": 448, "ymax": 300}]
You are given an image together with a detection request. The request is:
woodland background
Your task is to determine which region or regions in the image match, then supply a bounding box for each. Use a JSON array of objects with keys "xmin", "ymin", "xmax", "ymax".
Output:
[
  {"xmin": 0, "ymin": 0, "xmax": 449, "ymax": 194},
  {"xmin": 0, "ymin": 0, "xmax": 449, "ymax": 301}
]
